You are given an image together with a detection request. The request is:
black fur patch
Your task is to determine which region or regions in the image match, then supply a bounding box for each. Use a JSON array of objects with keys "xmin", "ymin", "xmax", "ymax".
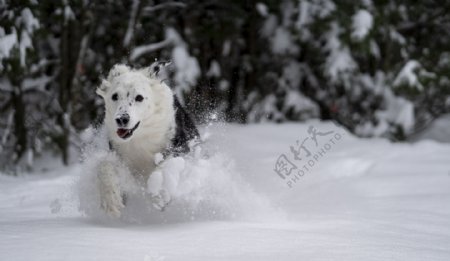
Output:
[{"xmin": 169, "ymin": 95, "xmax": 200, "ymax": 156}]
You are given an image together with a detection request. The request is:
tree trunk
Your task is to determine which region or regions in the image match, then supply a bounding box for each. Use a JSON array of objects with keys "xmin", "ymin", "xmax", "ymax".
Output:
[
  {"xmin": 11, "ymin": 84, "xmax": 27, "ymax": 163},
  {"xmin": 57, "ymin": 14, "xmax": 82, "ymax": 165}
]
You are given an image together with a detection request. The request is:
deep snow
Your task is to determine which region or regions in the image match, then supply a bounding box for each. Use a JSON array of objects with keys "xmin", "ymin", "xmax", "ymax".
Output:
[{"xmin": 1, "ymin": 121, "xmax": 450, "ymax": 261}]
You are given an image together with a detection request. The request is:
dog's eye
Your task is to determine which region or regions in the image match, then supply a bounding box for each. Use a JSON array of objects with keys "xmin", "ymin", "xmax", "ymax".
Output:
[
  {"xmin": 112, "ymin": 93, "xmax": 118, "ymax": 101},
  {"xmin": 135, "ymin": 95, "xmax": 144, "ymax": 102}
]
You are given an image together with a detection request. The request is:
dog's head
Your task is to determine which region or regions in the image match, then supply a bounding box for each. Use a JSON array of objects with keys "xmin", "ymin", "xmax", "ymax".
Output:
[{"xmin": 96, "ymin": 64, "xmax": 168, "ymax": 142}]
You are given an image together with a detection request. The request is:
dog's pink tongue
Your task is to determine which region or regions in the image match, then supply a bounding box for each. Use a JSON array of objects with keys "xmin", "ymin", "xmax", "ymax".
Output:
[{"xmin": 117, "ymin": 128, "xmax": 129, "ymax": 138}]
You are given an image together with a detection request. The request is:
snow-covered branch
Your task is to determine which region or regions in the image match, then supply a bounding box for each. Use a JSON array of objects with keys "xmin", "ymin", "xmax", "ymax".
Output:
[
  {"xmin": 123, "ymin": 0, "xmax": 140, "ymax": 47},
  {"xmin": 142, "ymin": 2, "xmax": 186, "ymax": 14},
  {"xmin": 130, "ymin": 39, "xmax": 171, "ymax": 61}
]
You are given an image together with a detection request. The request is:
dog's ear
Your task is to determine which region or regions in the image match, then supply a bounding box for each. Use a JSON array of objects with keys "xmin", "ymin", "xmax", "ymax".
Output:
[
  {"xmin": 146, "ymin": 60, "xmax": 171, "ymax": 78},
  {"xmin": 96, "ymin": 79, "xmax": 110, "ymax": 98},
  {"xmin": 97, "ymin": 64, "xmax": 129, "ymax": 98},
  {"xmin": 107, "ymin": 64, "xmax": 130, "ymax": 81}
]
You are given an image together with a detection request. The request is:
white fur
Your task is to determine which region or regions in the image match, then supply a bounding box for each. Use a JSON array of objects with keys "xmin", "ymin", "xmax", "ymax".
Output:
[{"xmin": 96, "ymin": 64, "xmax": 176, "ymax": 217}]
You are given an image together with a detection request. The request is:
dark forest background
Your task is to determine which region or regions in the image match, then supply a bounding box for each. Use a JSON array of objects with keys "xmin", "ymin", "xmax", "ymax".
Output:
[{"xmin": 1, "ymin": 0, "xmax": 450, "ymax": 171}]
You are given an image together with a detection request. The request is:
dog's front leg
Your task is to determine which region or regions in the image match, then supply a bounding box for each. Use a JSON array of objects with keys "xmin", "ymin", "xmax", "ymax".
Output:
[{"xmin": 97, "ymin": 161, "xmax": 125, "ymax": 218}]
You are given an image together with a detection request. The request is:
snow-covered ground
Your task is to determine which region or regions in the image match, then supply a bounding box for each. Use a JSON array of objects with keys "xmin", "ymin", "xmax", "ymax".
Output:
[
  {"xmin": 1, "ymin": 121, "xmax": 450, "ymax": 261},
  {"xmin": 414, "ymin": 114, "xmax": 450, "ymax": 143}
]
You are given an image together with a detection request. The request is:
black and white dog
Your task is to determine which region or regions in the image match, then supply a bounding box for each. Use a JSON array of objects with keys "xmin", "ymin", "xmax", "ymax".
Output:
[{"xmin": 95, "ymin": 63, "xmax": 198, "ymax": 217}]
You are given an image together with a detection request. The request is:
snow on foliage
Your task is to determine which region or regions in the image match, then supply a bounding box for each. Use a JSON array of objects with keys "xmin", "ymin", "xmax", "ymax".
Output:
[
  {"xmin": 261, "ymin": 11, "xmax": 299, "ymax": 55},
  {"xmin": 261, "ymin": 2, "xmax": 301, "ymax": 55},
  {"xmin": 20, "ymin": 8, "xmax": 40, "ymax": 32},
  {"xmin": 389, "ymin": 27, "xmax": 406, "ymax": 45},
  {"xmin": 361, "ymin": 92, "xmax": 415, "ymax": 136},
  {"xmin": 172, "ymin": 47, "xmax": 201, "ymax": 99},
  {"xmin": 166, "ymin": 28, "xmax": 201, "ymax": 103},
  {"xmin": 296, "ymin": 0, "xmax": 336, "ymax": 28},
  {"xmin": 294, "ymin": 0, "xmax": 336, "ymax": 41},
  {"xmin": 386, "ymin": 96, "xmax": 415, "ymax": 134},
  {"xmin": 247, "ymin": 94, "xmax": 283, "ymax": 122},
  {"xmin": 272, "ymin": 27, "xmax": 299, "ymax": 55},
  {"xmin": 393, "ymin": 60, "xmax": 433, "ymax": 90},
  {"xmin": 370, "ymin": 40, "xmax": 380, "ymax": 59},
  {"xmin": 206, "ymin": 60, "xmax": 221, "ymax": 78},
  {"xmin": 255, "ymin": 2, "xmax": 268, "ymax": 17},
  {"xmin": 63, "ymin": 5, "xmax": 75, "ymax": 24},
  {"xmin": 284, "ymin": 90, "xmax": 319, "ymax": 118},
  {"xmin": 260, "ymin": 14, "xmax": 277, "ymax": 38},
  {"xmin": 247, "ymin": 91, "xmax": 318, "ymax": 122},
  {"xmin": 416, "ymin": 113, "xmax": 450, "ymax": 142},
  {"xmin": 0, "ymin": 32, "xmax": 18, "ymax": 64},
  {"xmin": 351, "ymin": 9, "xmax": 373, "ymax": 41},
  {"xmin": 324, "ymin": 23, "xmax": 357, "ymax": 82},
  {"xmin": 0, "ymin": 7, "xmax": 39, "ymax": 69},
  {"xmin": 19, "ymin": 30, "xmax": 32, "ymax": 67}
]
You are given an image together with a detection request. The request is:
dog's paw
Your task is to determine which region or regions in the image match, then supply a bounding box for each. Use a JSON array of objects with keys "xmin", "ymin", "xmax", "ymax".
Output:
[
  {"xmin": 100, "ymin": 189, "xmax": 125, "ymax": 218},
  {"xmin": 97, "ymin": 162, "xmax": 125, "ymax": 218}
]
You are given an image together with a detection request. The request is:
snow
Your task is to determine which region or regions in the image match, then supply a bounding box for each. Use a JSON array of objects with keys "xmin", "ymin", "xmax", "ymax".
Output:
[
  {"xmin": 0, "ymin": 8, "xmax": 39, "ymax": 69},
  {"xmin": 414, "ymin": 114, "xmax": 450, "ymax": 143},
  {"xmin": 141, "ymin": 2, "xmax": 186, "ymax": 13},
  {"xmin": 282, "ymin": 61, "xmax": 302, "ymax": 88},
  {"xmin": 123, "ymin": 0, "xmax": 140, "ymax": 47},
  {"xmin": 206, "ymin": 60, "xmax": 221, "ymax": 78},
  {"xmin": 22, "ymin": 75, "xmax": 53, "ymax": 92},
  {"xmin": 295, "ymin": 0, "xmax": 336, "ymax": 29},
  {"xmin": 130, "ymin": 40, "xmax": 171, "ymax": 61},
  {"xmin": 377, "ymin": 94, "xmax": 415, "ymax": 135},
  {"xmin": 389, "ymin": 27, "xmax": 406, "ymax": 45},
  {"xmin": 260, "ymin": 14, "xmax": 277, "ymax": 38},
  {"xmin": 218, "ymin": 79, "xmax": 229, "ymax": 91},
  {"xmin": 63, "ymin": 6, "xmax": 75, "ymax": 24},
  {"xmin": 222, "ymin": 40, "xmax": 231, "ymax": 56},
  {"xmin": 21, "ymin": 8, "xmax": 40, "ymax": 32},
  {"xmin": 172, "ymin": 45, "xmax": 200, "ymax": 102},
  {"xmin": 296, "ymin": 1, "xmax": 310, "ymax": 27},
  {"xmin": 0, "ymin": 31, "xmax": 18, "ymax": 61},
  {"xmin": 247, "ymin": 94, "xmax": 284, "ymax": 121},
  {"xmin": 284, "ymin": 91, "xmax": 319, "ymax": 118},
  {"xmin": 255, "ymin": 3, "xmax": 269, "ymax": 17},
  {"xmin": 271, "ymin": 27, "xmax": 299, "ymax": 55},
  {"xmin": 260, "ymin": 2, "xmax": 300, "ymax": 55},
  {"xmin": 324, "ymin": 23, "xmax": 357, "ymax": 81},
  {"xmin": 0, "ymin": 111, "xmax": 13, "ymax": 153},
  {"xmin": 370, "ymin": 39, "xmax": 380, "ymax": 59},
  {"xmin": 278, "ymin": 60, "xmax": 320, "ymax": 119},
  {"xmin": 351, "ymin": 9, "xmax": 373, "ymax": 40},
  {"xmin": 1, "ymin": 122, "xmax": 450, "ymax": 260},
  {"xmin": 19, "ymin": 8, "xmax": 39, "ymax": 66},
  {"xmin": 393, "ymin": 60, "xmax": 424, "ymax": 90},
  {"xmin": 130, "ymin": 26, "xmax": 190, "ymax": 61},
  {"xmin": 356, "ymin": 87, "xmax": 416, "ymax": 136},
  {"xmin": 392, "ymin": 97, "xmax": 415, "ymax": 132},
  {"xmin": 19, "ymin": 30, "xmax": 32, "ymax": 67}
]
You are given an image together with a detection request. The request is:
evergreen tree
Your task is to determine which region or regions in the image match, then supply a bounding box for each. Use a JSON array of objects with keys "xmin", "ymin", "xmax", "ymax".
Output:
[{"xmin": 1, "ymin": 0, "xmax": 449, "ymax": 170}]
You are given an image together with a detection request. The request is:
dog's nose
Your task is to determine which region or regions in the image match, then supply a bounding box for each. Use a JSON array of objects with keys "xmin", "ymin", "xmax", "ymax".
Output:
[{"xmin": 115, "ymin": 114, "xmax": 130, "ymax": 127}]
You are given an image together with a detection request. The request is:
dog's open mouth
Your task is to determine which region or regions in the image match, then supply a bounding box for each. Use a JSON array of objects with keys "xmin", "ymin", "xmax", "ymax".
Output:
[{"xmin": 117, "ymin": 121, "xmax": 140, "ymax": 139}]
